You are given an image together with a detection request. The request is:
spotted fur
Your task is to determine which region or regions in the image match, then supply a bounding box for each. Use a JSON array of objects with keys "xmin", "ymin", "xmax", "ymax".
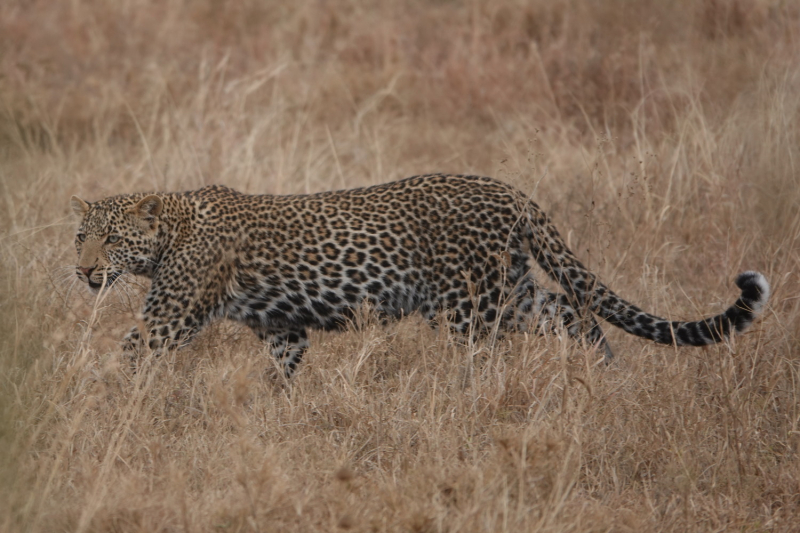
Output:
[{"xmin": 70, "ymin": 174, "xmax": 769, "ymax": 377}]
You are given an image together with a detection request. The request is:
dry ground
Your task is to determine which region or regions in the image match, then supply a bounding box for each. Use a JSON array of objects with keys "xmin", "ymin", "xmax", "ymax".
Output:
[{"xmin": 1, "ymin": 1, "xmax": 799, "ymax": 531}]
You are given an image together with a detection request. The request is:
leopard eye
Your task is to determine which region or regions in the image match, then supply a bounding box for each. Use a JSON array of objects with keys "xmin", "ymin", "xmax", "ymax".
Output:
[
  {"xmin": 77, "ymin": 233, "xmax": 86, "ymax": 243},
  {"xmin": 106, "ymin": 235, "xmax": 121, "ymax": 244}
]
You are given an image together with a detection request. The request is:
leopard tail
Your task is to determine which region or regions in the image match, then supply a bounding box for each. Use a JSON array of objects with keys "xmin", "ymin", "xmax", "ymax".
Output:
[{"xmin": 522, "ymin": 203, "xmax": 769, "ymax": 346}]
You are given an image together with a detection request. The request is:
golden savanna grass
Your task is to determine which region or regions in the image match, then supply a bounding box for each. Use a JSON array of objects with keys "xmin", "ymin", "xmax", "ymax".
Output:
[{"xmin": 1, "ymin": 0, "xmax": 799, "ymax": 531}]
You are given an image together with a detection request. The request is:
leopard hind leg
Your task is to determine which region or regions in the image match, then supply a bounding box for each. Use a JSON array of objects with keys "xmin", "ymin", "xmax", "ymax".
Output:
[
  {"xmin": 251, "ymin": 326, "xmax": 309, "ymax": 378},
  {"xmin": 509, "ymin": 278, "xmax": 613, "ymax": 360}
]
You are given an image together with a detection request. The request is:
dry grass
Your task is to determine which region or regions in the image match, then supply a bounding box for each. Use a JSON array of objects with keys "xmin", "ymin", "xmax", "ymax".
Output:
[{"xmin": 1, "ymin": 0, "xmax": 799, "ymax": 531}]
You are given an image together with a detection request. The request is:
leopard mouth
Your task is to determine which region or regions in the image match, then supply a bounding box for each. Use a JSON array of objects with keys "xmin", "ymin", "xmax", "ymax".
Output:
[{"xmin": 83, "ymin": 272, "xmax": 121, "ymax": 292}]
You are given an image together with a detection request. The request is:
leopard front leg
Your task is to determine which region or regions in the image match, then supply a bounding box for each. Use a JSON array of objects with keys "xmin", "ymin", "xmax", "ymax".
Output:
[
  {"xmin": 120, "ymin": 318, "xmax": 203, "ymax": 370},
  {"xmin": 251, "ymin": 327, "xmax": 309, "ymax": 378},
  {"xmin": 120, "ymin": 327, "xmax": 143, "ymax": 369},
  {"xmin": 120, "ymin": 287, "xmax": 209, "ymax": 370}
]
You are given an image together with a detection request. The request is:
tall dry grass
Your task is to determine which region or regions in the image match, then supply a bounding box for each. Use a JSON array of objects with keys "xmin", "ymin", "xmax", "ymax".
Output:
[{"xmin": 1, "ymin": 0, "xmax": 799, "ymax": 531}]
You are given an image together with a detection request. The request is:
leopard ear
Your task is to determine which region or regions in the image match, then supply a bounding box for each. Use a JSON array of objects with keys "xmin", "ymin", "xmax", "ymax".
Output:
[
  {"xmin": 129, "ymin": 195, "xmax": 163, "ymax": 219},
  {"xmin": 70, "ymin": 196, "xmax": 90, "ymax": 217}
]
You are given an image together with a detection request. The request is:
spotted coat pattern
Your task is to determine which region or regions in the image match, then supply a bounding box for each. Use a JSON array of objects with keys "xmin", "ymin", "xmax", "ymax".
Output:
[{"xmin": 71, "ymin": 174, "xmax": 770, "ymax": 377}]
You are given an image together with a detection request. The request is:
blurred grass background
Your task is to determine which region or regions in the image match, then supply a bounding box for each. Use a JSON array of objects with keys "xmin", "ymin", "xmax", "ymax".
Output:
[{"xmin": 1, "ymin": 1, "xmax": 799, "ymax": 531}]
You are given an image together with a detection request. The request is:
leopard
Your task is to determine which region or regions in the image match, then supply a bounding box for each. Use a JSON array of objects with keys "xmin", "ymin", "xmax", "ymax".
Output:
[{"xmin": 70, "ymin": 174, "xmax": 770, "ymax": 378}]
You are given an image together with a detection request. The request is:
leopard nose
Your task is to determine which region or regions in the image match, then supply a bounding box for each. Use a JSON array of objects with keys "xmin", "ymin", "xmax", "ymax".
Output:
[{"xmin": 79, "ymin": 266, "xmax": 95, "ymax": 277}]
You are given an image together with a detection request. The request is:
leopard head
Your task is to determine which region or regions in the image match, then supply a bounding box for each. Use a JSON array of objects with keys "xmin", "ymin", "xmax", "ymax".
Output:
[{"xmin": 70, "ymin": 193, "xmax": 164, "ymax": 293}]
